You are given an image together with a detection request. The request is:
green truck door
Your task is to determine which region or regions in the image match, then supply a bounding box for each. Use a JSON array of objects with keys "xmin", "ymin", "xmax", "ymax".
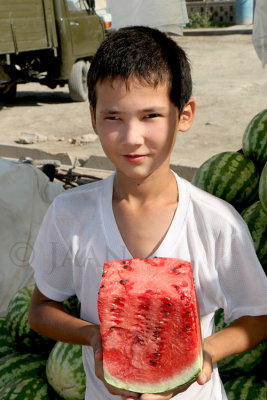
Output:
[
  {"xmin": 66, "ymin": 0, "xmax": 103, "ymax": 58},
  {"xmin": 0, "ymin": 0, "xmax": 57, "ymax": 55}
]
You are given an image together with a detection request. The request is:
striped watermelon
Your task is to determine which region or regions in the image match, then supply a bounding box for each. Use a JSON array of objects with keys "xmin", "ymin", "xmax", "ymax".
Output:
[
  {"xmin": 0, "ymin": 317, "xmax": 14, "ymax": 359},
  {"xmin": 241, "ymin": 201, "xmax": 267, "ymax": 273},
  {"xmin": 0, "ymin": 376, "xmax": 62, "ymax": 400},
  {"xmin": 0, "ymin": 351, "xmax": 46, "ymax": 389},
  {"xmin": 5, "ymin": 285, "xmax": 55, "ymax": 354},
  {"xmin": 259, "ymin": 162, "xmax": 267, "ymax": 214},
  {"xmin": 242, "ymin": 109, "xmax": 267, "ymax": 169},
  {"xmin": 214, "ymin": 309, "xmax": 267, "ymax": 381},
  {"xmin": 62, "ymin": 295, "xmax": 81, "ymax": 318},
  {"xmin": 224, "ymin": 375, "xmax": 267, "ymax": 400},
  {"xmin": 0, "ymin": 332, "xmax": 14, "ymax": 359},
  {"xmin": 0, "ymin": 317, "xmax": 7, "ymax": 335},
  {"xmin": 46, "ymin": 342, "xmax": 86, "ymax": 400},
  {"xmin": 191, "ymin": 152, "xmax": 259, "ymax": 212}
]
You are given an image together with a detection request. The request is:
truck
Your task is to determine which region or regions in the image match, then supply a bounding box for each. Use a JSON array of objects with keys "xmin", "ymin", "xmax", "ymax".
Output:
[{"xmin": 0, "ymin": 0, "xmax": 107, "ymax": 102}]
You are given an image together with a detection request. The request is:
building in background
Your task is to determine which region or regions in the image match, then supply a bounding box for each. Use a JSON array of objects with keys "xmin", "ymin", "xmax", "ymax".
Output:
[
  {"xmin": 97, "ymin": 0, "xmax": 188, "ymax": 35},
  {"xmin": 253, "ymin": 0, "xmax": 267, "ymax": 67}
]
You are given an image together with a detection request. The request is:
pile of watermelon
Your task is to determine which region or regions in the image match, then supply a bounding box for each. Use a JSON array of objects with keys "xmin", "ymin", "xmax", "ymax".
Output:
[
  {"xmin": 192, "ymin": 108, "xmax": 267, "ymax": 399},
  {"xmin": 192, "ymin": 108, "xmax": 267, "ymax": 274},
  {"xmin": 0, "ymin": 284, "xmax": 85, "ymax": 400}
]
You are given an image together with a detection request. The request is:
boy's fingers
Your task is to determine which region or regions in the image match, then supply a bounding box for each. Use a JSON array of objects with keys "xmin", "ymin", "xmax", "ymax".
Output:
[{"xmin": 197, "ymin": 350, "xmax": 213, "ymax": 385}]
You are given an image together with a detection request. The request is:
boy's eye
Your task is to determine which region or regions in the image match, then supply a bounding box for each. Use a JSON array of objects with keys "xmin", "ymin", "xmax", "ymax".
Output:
[
  {"xmin": 105, "ymin": 116, "xmax": 120, "ymax": 121},
  {"xmin": 144, "ymin": 113, "xmax": 160, "ymax": 119}
]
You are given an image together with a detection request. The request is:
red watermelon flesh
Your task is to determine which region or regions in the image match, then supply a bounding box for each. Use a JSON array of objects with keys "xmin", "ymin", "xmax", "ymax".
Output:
[{"xmin": 97, "ymin": 257, "xmax": 203, "ymax": 394}]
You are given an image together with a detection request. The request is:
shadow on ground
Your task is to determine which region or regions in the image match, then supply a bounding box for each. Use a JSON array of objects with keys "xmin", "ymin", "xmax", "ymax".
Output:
[{"xmin": 0, "ymin": 90, "xmax": 72, "ymax": 108}]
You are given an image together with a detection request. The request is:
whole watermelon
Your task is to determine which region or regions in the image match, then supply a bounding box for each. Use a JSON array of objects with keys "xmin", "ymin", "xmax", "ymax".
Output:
[
  {"xmin": 259, "ymin": 162, "xmax": 267, "ymax": 214},
  {"xmin": 224, "ymin": 375, "xmax": 267, "ymax": 400},
  {"xmin": 0, "ymin": 351, "xmax": 46, "ymax": 390},
  {"xmin": 62, "ymin": 294, "xmax": 81, "ymax": 318},
  {"xmin": 46, "ymin": 342, "xmax": 86, "ymax": 400},
  {"xmin": 242, "ymin": 108, "xmax": 267, "ymax": 169},
  {"xmin": 0, "ymin": 375, "xmax": 63, "ymax": 400},
  {"xmin": 5, "ymin": 285, "xmax": 55, "ymax": 355},
  {"xmin": 241, "ymin": 201, "xmax": 267, "ymax": 273},
  {"xmin": 0, "ymin": 317, "xmax": 14, "ymax": 359},
  {"xmin": 191, "ymin": 152, "xmax": 259, "ymax": 212}
]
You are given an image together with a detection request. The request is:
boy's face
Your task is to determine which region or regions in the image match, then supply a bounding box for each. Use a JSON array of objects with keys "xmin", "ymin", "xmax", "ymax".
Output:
[{"xmin": 90, "ymin": 77, "xmax": 194, "ymax": 181}]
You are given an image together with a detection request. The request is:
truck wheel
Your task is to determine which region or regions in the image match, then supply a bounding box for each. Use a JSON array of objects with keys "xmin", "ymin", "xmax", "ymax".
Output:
[
  {"xmin": 68, "ymin": 61, "xmax": 89, "ymax": 102},
  {"xmin": 0, "ymin": 84, "xmax": 17, "ymax": 103}
]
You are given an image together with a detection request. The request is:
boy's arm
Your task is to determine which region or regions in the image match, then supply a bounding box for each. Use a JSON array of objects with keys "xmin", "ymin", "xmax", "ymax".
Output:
[
  {"xmin": 28, "ymin": 285, "xmax": 140, "ymax": 399},
  {"xmin": 204, "ymin": 314, "xmax": 267, "ymax": 366},
  {"xmin": 28, "ymin": 285, "xmax": 97, "ymax": 346}
]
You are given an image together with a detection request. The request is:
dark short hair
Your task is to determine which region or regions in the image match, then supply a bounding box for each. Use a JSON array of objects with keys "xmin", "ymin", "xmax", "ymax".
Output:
[{"xmin": 88, "ymin": 26, "xmax": 192, "ymax": 113}]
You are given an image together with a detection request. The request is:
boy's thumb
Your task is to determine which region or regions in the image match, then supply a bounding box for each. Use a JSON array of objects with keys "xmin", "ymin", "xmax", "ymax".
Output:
[{"xmin": 95, "ymin": 347, "xmax": 103, "ymax": 361}]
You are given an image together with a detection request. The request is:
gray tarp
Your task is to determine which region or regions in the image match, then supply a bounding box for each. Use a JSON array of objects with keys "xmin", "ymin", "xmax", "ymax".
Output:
[
  {"xmin": 253, "ymin": 0, "xmax": 267, "ymax": 67},
  {"xmin": 106, "ymin": 0, "xmax": 188, "ymax": 35},
  {"xmin": 0, "ymin": 158, "xmax": 64, "ymax": 316}
]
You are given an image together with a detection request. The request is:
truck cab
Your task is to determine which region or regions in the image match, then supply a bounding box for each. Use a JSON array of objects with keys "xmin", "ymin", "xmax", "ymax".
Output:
[{"xmin": 0, "ymin": 0, "xmax": 109, "ymax": 102}]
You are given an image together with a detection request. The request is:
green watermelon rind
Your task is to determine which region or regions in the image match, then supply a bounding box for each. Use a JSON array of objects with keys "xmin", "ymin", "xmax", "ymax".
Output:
[
  {"xmin": 191, "ymin": 152, "xmax": 259, "ymax": 211},
  {"xmin": 46, "ymin": 341, "xmax": 86, "ymax": 400},
  {"xmin": 0, "ymin": 375, "xmax": 59, "ymax": 400},
  {"xmin": 242, "ymin": 108, "xmax": 267, "ymax": 168},
  {"xmin": 0, "ymin": 351, "xmax": 46, "ymax": 390},
  {"xmin": 241, "ymin": 201, "xmax": 267, "ymax": 271},
  {"xmin": 0, "ymin": 333, "xmax": 14, "ymax": 359},
  {"xmin": 259, "ymin": 162, "xmax": 267, "ymax": 214},
  {"xmin": 5, "ymin": 284, "xmax": 55, "ymax": 354},
  {"xmin": 104, "ymin": 354, "xmax": 203, "ymax": 394},
  {"xmin": 224, "ymin": 375, "xmax": 267, "ymax": 400}
]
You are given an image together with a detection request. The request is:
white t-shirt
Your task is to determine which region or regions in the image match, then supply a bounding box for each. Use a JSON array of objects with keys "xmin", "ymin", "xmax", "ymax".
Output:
[{"xmin": 30, "ymin": 172, "xmax": 267, "ymax": 400}]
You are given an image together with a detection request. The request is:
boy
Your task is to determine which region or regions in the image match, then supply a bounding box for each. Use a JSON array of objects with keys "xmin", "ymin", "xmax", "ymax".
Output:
[{"xmin": 29, "ymin": 26, "xmax": 267, "ymax": 400}]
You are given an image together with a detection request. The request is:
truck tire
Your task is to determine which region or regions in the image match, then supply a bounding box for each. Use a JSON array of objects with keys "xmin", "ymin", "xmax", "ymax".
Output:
[
  {"xmin": 0, "ymin": 84, "xmax": 17, "ymax": 103},
  {"xmin": 68, "ymin": 60, "xmax": 89, "ymax": 102}
]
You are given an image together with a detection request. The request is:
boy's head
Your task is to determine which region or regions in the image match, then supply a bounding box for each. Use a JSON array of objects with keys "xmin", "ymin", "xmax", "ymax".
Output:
[{"xmin": 88, "ymin": 26, "xmax": 192, "ymax": 115}]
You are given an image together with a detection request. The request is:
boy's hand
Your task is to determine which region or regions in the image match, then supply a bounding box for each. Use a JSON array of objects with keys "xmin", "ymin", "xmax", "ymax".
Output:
[
  {"xmin": 91, "ymin": 327, "xmax": 140, "ymax": 398},
  {"xmin": 121, "ymin": 349, "xmax": 213, "ymax": 400}
]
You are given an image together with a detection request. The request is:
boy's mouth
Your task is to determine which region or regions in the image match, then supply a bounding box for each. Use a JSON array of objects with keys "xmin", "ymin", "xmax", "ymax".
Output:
[{"xmin": 123, "ymin": 154, "xmax": 147, "ymax": 162}]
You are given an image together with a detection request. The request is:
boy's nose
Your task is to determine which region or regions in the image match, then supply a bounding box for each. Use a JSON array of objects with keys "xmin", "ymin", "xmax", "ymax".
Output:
[{"xmin": 121, "ymin": 121, "xmax": 144, "ymax": 146}]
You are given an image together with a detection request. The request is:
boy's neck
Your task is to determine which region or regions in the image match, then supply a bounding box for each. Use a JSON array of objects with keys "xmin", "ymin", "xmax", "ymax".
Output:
[{"xmin": 113, "ymin": 167, "xmax": 177, "ymax": 206}]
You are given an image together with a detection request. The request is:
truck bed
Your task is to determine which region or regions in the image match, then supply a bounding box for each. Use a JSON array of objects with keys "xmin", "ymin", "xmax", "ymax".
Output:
[{"xmin": 0, "ymin": 0, "xmax": 58, "ymax": 55}]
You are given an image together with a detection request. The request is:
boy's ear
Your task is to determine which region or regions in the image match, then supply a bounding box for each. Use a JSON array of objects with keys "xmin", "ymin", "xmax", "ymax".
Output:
[
  {"xmin": 90, "ymin": 105, "xmax": 97, "ymax": 134},
  {"xmin": 178, "ymin": 98, "xmax": 196, "ymax": 132}
]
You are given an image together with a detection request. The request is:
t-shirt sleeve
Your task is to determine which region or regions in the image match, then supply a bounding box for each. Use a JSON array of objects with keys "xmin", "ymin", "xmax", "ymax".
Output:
[
  {"xmin": 30, "ymin": 198, "xmax": 75, "ymax": 302},
  {"xmin": 216, "ymin": 218, "xmax": 267, "ymax": 324}
]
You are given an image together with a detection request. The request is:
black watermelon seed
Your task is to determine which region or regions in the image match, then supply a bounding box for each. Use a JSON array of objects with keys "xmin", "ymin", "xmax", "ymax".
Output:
[
  {"xmin": 120, "ymin": 280, "xmax": 128, "ymax": 285},
  {"xmin": 164, "ymin": 311, "xmax": 170, "ymax": 315},
  {"xmin": 186, "ymin": 325, "xmax": 191, "ymax": 330},
  {"xmin": 150, "ymin": 361, "xmax": 157, "ymax": 366}
]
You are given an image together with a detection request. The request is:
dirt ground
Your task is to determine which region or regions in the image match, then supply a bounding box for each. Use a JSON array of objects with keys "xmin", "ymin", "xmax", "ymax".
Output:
[{"xmin": 0, "ymin": 33, "xmax": 266, "ymax": 169}]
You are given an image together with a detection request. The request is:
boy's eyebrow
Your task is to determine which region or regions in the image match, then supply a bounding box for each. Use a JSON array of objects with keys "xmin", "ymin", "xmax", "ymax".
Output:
[{"xmin": 99, "ymin": 106, "xmax": 167, "ymax": 114}]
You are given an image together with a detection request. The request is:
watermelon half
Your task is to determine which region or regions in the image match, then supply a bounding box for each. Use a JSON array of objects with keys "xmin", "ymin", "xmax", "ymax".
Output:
[{"xmin": 98, "ymin": 257, "xmax": 203, "ymax": 394}]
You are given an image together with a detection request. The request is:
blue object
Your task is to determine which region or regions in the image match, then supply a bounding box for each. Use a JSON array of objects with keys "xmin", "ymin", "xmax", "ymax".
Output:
[{"xmin": 235, "ymin": 0, "xmax": 254, "ymax": 25}]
